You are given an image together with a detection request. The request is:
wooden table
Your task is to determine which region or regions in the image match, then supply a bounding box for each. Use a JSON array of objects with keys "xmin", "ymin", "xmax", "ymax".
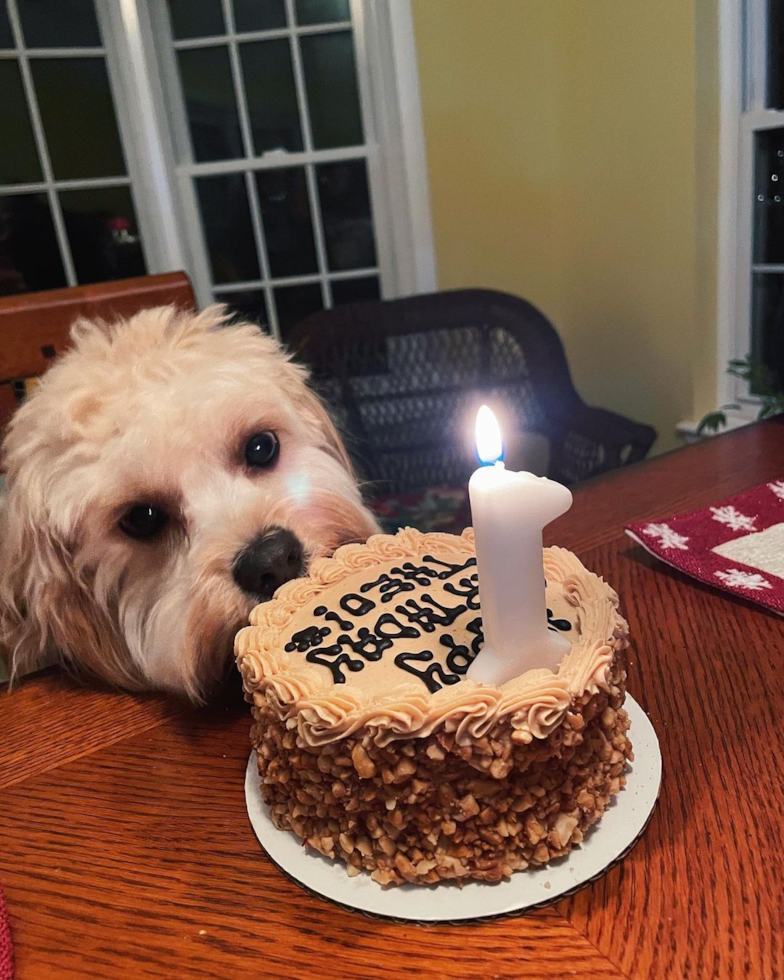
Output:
[{"xmin": 2, "ymin": 420, "xmax": 783, "ymax": 979}]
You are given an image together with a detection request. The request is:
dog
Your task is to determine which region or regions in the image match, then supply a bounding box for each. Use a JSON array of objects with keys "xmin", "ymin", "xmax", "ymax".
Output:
[{"xmin": 0, "ymin": 305, "xmax": 379, "ymax": 700}]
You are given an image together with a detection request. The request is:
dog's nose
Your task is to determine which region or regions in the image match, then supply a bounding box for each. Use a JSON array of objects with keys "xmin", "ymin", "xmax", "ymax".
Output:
[{"xmin": 232, "ymin": 527, "xmax": 304, "ymax": 600}]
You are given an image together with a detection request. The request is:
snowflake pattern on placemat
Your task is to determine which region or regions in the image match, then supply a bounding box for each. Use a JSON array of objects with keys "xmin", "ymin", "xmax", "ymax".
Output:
[
  {"xmin": 641, "ymin": 522, "xmax": 690, "ymax": 550},
  {"xmin": 626, "ymin": 479, "xmax": 784, "ymax": 616},
  {"xmin": 710, "ymin": 505, "xmax": 757, "ymax": 532},
  {"xmin": 714, "ymin": 568, "xmax": 772, "ymax": 591},
  {"xmin": 768, "ymin": 480, "xmax": 784, "ymax": 500}
]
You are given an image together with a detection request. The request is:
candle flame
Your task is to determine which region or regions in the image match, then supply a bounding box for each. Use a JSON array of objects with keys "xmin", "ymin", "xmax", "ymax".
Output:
[{"xmin": 475, "ymin": 405, "xmax": 503, "ymax": 464}]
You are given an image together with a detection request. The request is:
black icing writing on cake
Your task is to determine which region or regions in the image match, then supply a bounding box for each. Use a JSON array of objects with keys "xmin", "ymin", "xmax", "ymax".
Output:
[
  {"xmin": 283, "ymin": 555, "xmax": 575, "ymax": 691},
  {"xmin": 340, "ymin": 593, "xmax": 376, "ymax": 617},
  {"xmin": 394, "ymin": 650, "xmax": 463, "ymax": 693},
  {"xmin": 373, "ymin": 613, "xmax": 420, "ymax": 640},
  {"xmin": 359, "ymin": 572, "xmax": 416, "ymax": 602},
  {"xmin": 314, "ymin": 605, "xmax": 354, "ymax": 631},
  {"xmin": 358, "ymin": 556, "xmax": 478, "ymax": 604},
  {"xmin": 443, "ymin": 572, "xmax": 480, "ymax": 610},
  {"xmin": 466, "ymin": 616, "xmax": 484, "ymax": 656},
  {"xmin": 423, "ymin": 554, "xmax": 477, "ymax": 579},
  {"xmin": 307, "ymin": 649, "xmax": 365, "ymax": 682},
  {"xmin": 285, "ymin": 624, "xmax": 331, "ymax": 653},
  {"xmin": 547, "ymin": 608, "xmax": 572, "ymax": 633},
  {"xmin": 302, "ymin": 612, "xmax": 416, "ymax": 684},
  {"xmin": 395, "ymin": 594, "xmax": 467, "ymax": 633},
  {"xmin": 393, "ymin": 620, "xmax": 484, "ymax": 693},
  {"xmin": 439, "ymin": 635, "xmax": 477, "ymax": 674}
]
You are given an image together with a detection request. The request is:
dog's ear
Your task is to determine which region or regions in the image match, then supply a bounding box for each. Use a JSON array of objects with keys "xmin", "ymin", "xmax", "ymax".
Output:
[
  {"xmin": 0, "ymin": 499, "xmax": 141, "ymax": 690},
  {"xmin": 293, "ymin": 380, "xmax": 356, "ymax": 476}
]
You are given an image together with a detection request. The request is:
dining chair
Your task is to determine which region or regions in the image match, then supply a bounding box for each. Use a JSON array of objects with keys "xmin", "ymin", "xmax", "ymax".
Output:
[
  {"xmin": 0, "ymin": 271, "xmax": 197, "ymax": 431},
  {"xmin": 288, "ymin": 288, "xmax": 657, "ymax": 495}
]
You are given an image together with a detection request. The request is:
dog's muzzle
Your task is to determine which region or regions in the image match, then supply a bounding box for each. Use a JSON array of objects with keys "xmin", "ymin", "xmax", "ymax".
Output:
[{"xmin": 232, "ymin": 527, "xmax": 304, "ymax": 600}]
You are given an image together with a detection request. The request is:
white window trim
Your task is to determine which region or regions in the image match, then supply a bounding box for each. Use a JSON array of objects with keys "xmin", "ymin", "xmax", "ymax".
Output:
[
  {"xmin": 0, "ymin": 0, "xmax": 126, "ymax": 287},
  {"xmin": 715, "ymin": 0, "xmax": 784, "ymax": 425},
  {"xmin": 100, "ymin": 0, "xmax": 437, "ymax": 337},
  {"xmin": 715, "ymin": 0, "xmax": 743, "ymax": 417}
]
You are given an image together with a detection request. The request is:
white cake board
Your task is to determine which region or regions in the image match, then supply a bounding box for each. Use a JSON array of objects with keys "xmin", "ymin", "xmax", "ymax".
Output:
[{"xmin": 244, "ymin": 695, "xmax": 661, "ymax": 923}]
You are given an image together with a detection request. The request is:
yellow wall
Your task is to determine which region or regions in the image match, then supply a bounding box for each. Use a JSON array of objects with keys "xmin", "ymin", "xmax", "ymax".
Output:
[{"xmin": 411, "ymin": 0, "xmax": 719, "ymax": 453}]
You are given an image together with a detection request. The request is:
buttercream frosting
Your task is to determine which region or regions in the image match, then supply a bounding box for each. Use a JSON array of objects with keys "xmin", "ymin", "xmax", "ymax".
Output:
[{"xmin": 236, "ymin": 527, "xmax": 627, "ymax": 748}]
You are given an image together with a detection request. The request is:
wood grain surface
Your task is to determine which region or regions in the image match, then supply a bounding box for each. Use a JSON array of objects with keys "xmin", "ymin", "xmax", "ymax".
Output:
[{"xmin": 2, "ymin": 418, "xmax": 783, "ymax": 980}]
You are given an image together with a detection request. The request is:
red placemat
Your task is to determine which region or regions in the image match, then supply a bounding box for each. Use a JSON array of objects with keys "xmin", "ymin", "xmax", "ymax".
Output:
[
  {"xmin": 0, "ymin": 882, "xmax": 13, "ymax": 980},
  {"xmin": 625, "ymin": 480, "xmax": 784, "ymax": 617}
]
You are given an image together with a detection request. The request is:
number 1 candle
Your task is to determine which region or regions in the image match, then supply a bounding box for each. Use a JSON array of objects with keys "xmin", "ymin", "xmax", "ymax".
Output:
[{"xmin": 467, "ymin": 406, "xmax": 574, "ymax": 687}]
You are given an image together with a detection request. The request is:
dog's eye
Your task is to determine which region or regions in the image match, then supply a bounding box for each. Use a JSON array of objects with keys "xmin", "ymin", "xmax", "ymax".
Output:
[
  {"xmin": 245, "ymin": 431, "xmax": 280, "ymax": 469},
  {"xmin": 119, "ymin": 504, "xmax": 168, "ymax": 540}
]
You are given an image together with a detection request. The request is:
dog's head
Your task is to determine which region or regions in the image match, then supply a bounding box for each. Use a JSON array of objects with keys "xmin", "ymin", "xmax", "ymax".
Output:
[{"xmin": 0, "ymin": 305, "xmax": 378, "ymax": 699}]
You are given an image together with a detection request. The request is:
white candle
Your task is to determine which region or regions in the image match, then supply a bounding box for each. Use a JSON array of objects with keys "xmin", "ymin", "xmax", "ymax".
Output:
[{"xmin": 467, "ymin": 406, "xmax": 573, "ymax": 686}]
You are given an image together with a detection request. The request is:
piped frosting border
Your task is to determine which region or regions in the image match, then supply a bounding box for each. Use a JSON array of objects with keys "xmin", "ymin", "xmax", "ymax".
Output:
[{"xmin": 235, "ymin": 528, "xmax": 628, "ymax": 748}]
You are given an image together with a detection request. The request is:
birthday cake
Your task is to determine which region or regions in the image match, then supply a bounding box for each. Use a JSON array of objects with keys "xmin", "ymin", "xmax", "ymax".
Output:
[{"xmin": 236, "ymin": 527, "xmax": 632, "ymax": 886}]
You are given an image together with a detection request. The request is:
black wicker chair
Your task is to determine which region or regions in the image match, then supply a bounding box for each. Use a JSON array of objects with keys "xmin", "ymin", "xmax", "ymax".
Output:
[{"xmin": 288, "ymin": 289, "xmax": 656, "ymax": 495}]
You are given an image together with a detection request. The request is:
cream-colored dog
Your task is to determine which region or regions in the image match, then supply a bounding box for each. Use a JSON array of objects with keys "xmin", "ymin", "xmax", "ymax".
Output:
[{"xmin": 0, "ymin": 305, "xmax": 378, "ymax": 699}]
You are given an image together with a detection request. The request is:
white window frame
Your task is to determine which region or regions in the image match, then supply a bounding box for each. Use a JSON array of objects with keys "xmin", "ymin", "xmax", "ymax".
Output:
[
  {"xmin": 0, "ymin": 0, "xmax": 147, "ymax": 287},
  {"xmin": 716, "ymin": 0, "xmax": 784, "ymax": 421},
  {"xmin": 100, "ymin": 0, "xmax": 437, "ymax": 340}
]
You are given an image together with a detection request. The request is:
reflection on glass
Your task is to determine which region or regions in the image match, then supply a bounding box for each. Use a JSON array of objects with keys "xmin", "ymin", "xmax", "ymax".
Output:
[
  {"xmin": 0, "ymin": 61, "xmax": 42, "ymax": 183},
  {"xmin": 166, "ymin": 0, "xmax": 225, "ymax": 40},
  {"xmin": 751, "ymin": 274, "xmax": 784, "ymax": 391},
  {"xmin": 0, "ymin": 193, "xmax": 66, "ymax": 295},
  {"xmin": 274, "ymin": 282, "xmax": 322, "ymax": 336},
  {"xmin": 177, "ymin": 47, "xmax": 243, "ymax": 162},
  {"xmin": 31, "ymin": 58, "xmax": 126, "ymax": 180},
  {"xmin": 255, "ymin": 167, "xmax": 318, "ymax": 277},
  {"xmin": 0, "ymin": 2, "xmax": 13, "ymax": 48},
  {"xmin": 234, "ymin": 0, "xmax": 286, "ymax": 32},
  {"xmin": 768, "ymin": 0, "xmax": 784, "ymax": 109},
  {"xmin": 331, "ymin": 275, "xmax": 380, "ymax": 306},
  {"xmin": 216, "ymin": 289, "xmax": 270, "ymax": 330},
  {"xmin": 59, "ymin": 185, "xmax": 146, "ymax": 284},
  {"xmin": 300, "ymin": 31, "xmax": 363, "ymax": 149},
  {"xmin": 295, "ymin": 0, "xmax": 350, "ymax": 25},
  {"xmin": 240, "ymin": 40, "xmax": 303, "ymax": 154},
  {"xmin": 317, "ymin": 159, "xmax": 376, "ymax": 270},
  {"xmin": 17, "ymin": 0, "xmax": 101, "ymax": 47},
  {"xmin": 196, "ymin": 173, "xmax": 260, "ymax": 283},
  {"xmin": 753, "ymin": 129, "xmax": 784, "ymax": 265}
]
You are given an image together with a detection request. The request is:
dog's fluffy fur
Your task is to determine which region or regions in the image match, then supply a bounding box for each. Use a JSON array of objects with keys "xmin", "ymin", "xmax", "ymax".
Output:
[{"xmin": 0, "ymin": 305, "xmax": 378, "ymax": 700}]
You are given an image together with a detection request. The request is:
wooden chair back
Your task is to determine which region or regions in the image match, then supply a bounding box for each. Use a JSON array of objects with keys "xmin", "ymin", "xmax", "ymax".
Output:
[{"xmin": 0, "ymin": 272, "xmax": 196, "ymax": 431}]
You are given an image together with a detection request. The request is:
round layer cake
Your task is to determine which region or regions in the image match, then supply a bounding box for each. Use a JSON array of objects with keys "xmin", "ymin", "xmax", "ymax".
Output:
[{"xmin": 236, "ymin": 527, "xmax": 632, "ymax": 886}]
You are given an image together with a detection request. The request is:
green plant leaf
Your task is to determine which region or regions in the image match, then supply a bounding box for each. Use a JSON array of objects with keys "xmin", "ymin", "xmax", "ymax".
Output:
[{"xmin": 697, "ymin": 411, "xmax": 727, "ymax": 435}]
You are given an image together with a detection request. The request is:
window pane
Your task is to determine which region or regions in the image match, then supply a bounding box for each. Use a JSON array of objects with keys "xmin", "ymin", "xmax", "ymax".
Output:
[
  {"xmin": 60, "ymin": 185, "xmax": 146, "ymax": 284},
  {"xmin": 751, "ymin": 273, "xmax": 784, "ymax": 391},
  {"xmin": 177, "ymin": 46, "xmax": 243, "ymax": 162},
  {"xmin": 300, "ymin": 31, "xmax": 363, "ymax": 149},
  {"xmin": 255, "ymin": 167, "xmax": 318, "ymax": 277},
  {"xmin": 331, "ymin": 275, "xmax": 379, "ymax": 306},
  {"xmin": 167, "ymin": 0, "xmax": 225, "ymax": 40},
  {"xmin": 0, "ymin": 61, "xmax": 42, "ymax": 183},
  {"xmin": 316, "ymin": 159, "xmax": 376, "ymax": 270},
  {"xmin": 0, "ymin": 2, "xmax": 13, "ymax": 48},
  {"xmin": 195, "ymin": 173, "xmax": 260, "ymax": 283},
  {"xmin": 217, "ymin": 289, "xmax": 270, "ymax": 330},
  {"xmin": 0, "ymin": 193, "xmax": 66, "ymax": 295},
  {"xmin": 753, "ymin": 128, "xmax": 784, "ymax": 265},
  {"xmin": 240, "ymin": 39, "xmax": 303, "ymax": 154},
  {"xmin": 234, "ymin": 0, "xmax": 286, "ymax": 32},
  {"xmin": 768, "ymin": 0, "xmax": 784, "ymax": 109},
  {"xmin": 295, "ymin": 0, "xmax": 350, "ymax": 25},
  {"xmin": 17, "ymin": 0, "xmax": 101, "ymax": 48},
  {"xmin": 31, "ymin": 58, "xmax": 126, "ymax": 180},
  {"xmin": 274, "ymin": 282, "xmax": 323, "ymax": 336}
]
